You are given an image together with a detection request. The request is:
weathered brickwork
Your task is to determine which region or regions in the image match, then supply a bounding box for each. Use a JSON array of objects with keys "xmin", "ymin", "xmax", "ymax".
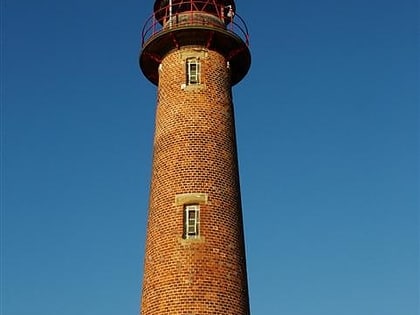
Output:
[{"xmin": 140, "ymin": 47, "xmax": 250, "ymax": 315}]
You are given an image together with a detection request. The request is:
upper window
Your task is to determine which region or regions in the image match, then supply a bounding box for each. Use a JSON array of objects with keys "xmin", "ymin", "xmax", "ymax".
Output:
[
  {"xmin": 186, "ymin": 58, "xmax": 200, "ymax": 85},
  {"xmin": 184, "ymin": 204, "xmax": 200, "ymax": 238}
]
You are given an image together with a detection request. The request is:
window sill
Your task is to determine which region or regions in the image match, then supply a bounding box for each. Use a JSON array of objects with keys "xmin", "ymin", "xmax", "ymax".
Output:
[
  {"xmin": 181, "ymin": 83, "xmax": 206, "ymax": 91},
  {"xmin": 178, "ymin": 236, "xmax": 206, "ymax": 246}
]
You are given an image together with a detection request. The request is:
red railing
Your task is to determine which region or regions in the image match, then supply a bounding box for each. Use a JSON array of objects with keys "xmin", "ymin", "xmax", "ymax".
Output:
[{"xmin": 141, "ymin": 0, "xmax": 249, "ymax": 47}]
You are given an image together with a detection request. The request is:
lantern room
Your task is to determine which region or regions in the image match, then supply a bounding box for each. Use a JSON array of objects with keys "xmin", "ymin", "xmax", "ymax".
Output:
[{"xmin": 139, "ymin": 0, "xmax": 251, "ymax": 86}]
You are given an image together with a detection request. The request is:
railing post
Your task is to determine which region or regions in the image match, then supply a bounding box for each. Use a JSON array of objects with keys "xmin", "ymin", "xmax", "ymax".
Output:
[{"xmin": 169, "ymin": 0, "xmax": 173, "ymax": 28}]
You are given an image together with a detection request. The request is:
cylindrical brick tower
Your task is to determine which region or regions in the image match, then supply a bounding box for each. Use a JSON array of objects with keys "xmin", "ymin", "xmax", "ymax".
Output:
[{"xmin": 139, "ymin": 1, "xmax": 251, "ymax": 314}]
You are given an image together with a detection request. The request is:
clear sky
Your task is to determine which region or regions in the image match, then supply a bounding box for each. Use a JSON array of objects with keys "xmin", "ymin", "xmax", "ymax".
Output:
[{"xmin": 2, "ymin": 0, "xmax": 419, "ymax": 314}]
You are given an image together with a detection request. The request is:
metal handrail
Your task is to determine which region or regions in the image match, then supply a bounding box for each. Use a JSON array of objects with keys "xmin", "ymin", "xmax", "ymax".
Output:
[{"xmin": 141, "ymin": 0, "xmax": 249, "ymax": 47}]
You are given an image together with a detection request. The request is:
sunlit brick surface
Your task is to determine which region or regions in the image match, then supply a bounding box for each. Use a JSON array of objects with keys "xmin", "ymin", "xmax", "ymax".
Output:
[{"xmin": 140, "ymin": 48, "xmax": 250, "ymax": 315}]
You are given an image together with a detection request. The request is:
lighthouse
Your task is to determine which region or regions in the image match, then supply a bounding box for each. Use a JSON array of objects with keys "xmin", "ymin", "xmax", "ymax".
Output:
[{"xmin": 139, "ymin": 0, "xmax": 251, "ymax": 314}]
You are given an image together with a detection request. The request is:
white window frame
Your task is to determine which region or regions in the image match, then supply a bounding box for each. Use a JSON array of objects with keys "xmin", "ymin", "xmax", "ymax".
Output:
[
  {"xmin": 186, "ymin": 58, "xmax": 200, "ymax": 85},
  {"xmin": 185, "ymin": 204, "xmax": 200, "ymax": 238}
]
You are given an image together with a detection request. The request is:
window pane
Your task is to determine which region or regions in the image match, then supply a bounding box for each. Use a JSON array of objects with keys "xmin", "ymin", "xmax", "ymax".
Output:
[
  {"xmin": 187, "ymin": 59, "xmax": 200, "ymax": 85},
  {"xmin": 185, "ymin": 205, "xmax": 199, "ymax": 237}
]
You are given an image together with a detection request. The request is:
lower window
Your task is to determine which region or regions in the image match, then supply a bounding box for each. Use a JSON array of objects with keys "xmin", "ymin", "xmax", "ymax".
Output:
[{"xmin": 184, "ymin": 204, "xmax": 199, "ymax": 238}]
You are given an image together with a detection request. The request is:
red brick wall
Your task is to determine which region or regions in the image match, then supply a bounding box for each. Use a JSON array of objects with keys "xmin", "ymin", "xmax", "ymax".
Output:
[{"xmin": 141, "ymin": 47, "xmax": 250, "ymax": 315}]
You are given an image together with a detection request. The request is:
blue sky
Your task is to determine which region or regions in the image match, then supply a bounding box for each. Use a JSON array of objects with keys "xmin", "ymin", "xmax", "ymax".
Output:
[{"xmin": 3, "ymin": 0, "xmax": 419, "ymax": 314}]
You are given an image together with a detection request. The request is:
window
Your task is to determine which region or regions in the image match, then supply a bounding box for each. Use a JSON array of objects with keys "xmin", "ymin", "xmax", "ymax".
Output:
[
  {"xmin": 186, "ymin": 58, "xmax": 200, "ymax": 85},
  {"xmin": 184, "ymin": 204, "xmax": 199, "ymax": 238}
]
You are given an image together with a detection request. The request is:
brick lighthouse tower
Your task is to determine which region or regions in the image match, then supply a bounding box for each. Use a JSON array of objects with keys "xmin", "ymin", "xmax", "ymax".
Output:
[{"xmin": 139, "ymin": 0, "xmax": 251, "ymax": 314}]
